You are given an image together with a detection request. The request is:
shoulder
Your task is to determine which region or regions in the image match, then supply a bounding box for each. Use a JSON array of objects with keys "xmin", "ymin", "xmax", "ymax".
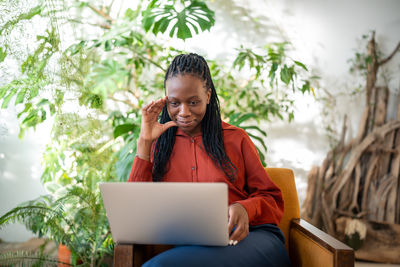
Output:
[
  {"xmin": 222, "ymin": 121, "xmax": 243, "ymax": 132},
  {"xmin": 222, "ymin": 121, "xmax": 258, "ymax": 147},
  {"xmin": 222, "ymin": 121, "xmax": 249, "ymax": 139},
  {"xmin": 221, "ymin": 121, "xmax": 259, "ymax": 157}
]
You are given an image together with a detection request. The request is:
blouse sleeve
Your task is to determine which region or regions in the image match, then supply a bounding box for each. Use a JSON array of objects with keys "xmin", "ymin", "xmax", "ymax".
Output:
[
  {"xmin": 128, "ymin": 156, "xmax": 153, "ymax": 182},
  {"xmin": 234, "ymin": 133, "xmax": 284, "ymax": 226}
]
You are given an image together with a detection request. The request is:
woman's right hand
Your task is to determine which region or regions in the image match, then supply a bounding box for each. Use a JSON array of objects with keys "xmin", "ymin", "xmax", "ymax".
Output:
[
  {"xmin": 140, "ymin": 96, "xmax": 177, "ymax": 142},
  {"xmin": 136, "ymin": 96, "xmax": 177, "ymax": 161}
]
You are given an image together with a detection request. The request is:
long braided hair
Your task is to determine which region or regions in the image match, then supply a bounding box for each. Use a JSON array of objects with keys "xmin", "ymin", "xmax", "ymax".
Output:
[{"xmin": 152, "ymin": 53, "xmax": 237, "ymax": 182}]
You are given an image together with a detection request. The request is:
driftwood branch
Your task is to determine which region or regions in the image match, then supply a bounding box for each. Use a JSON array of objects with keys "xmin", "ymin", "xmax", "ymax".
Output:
[
  {"xmin": 66, "ymin": 19, "xmax": 110, "ymax": 29},
  {"xmin": 329, "ymin": 121, "xmax": 400, "ymax": 210},
  {"xmin": 88, "ymin": 4, "xmax": 115, "ymax": 23},
  {"xmin": 379, "ymin": 41, "xmax": 400, "ymax": 66},
  {"xmin": 304, "ymin": 33, "xmax": 400, "ymax": 263},
  {"xmin": 108, "ymin": 95, "xmax": 138, "ymax": 109}
]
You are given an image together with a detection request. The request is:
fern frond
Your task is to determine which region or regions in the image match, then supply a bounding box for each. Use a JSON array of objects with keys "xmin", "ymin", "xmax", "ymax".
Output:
[
  {"xmin": 0, "ymin": 250, "xmax": 72, "ymax": 266},
  {"xmin": 0, "ymin": 206, "xmax": 56, "ymax": 227},
  {"xmin": 55, "ymin": 185, "xmax": 97, "ymax": 212},
  {"xmin": 0, "ymin": 205, "xmax": 76, "ymax": 245}
]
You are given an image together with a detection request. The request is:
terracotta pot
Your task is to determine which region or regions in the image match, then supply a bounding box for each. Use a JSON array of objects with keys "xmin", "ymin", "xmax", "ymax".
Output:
[{"xmin": 57, "ymin": 244, "xmax": 71, "ymax": 266}]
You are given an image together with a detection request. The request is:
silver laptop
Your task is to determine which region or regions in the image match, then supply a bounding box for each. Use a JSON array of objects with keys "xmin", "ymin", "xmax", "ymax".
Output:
[{"xmin": 100, "ymin": 182, "xmax": 229, "ymax": 246}]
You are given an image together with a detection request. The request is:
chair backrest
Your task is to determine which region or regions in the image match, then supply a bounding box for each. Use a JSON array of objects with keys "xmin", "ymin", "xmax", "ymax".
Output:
[{"xmin": 265, "ymin": 168, "xmax": 300, "ymax": 252}]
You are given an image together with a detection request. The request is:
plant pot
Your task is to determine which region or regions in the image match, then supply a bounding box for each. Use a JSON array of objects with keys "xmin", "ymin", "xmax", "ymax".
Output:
[{"xmin": 57, "ymin": 244, "xmax": 71, "ymax": 266}]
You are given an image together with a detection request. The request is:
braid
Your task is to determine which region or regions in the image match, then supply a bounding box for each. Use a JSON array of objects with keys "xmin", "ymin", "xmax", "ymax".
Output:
[{"xmin": 152, "ymin": 53, "xmax": 237, "ymax": 182}]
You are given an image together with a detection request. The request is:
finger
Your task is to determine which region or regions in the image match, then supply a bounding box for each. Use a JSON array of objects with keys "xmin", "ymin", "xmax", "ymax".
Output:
[
  {"xmin": 237, "ymin": 227, "xmax": 249, "ymax": 243},
  {"xmin": 230, "ymin": 217, "xmax": 249, "ymax": 240},
  {"xmin": 229, "ymin": 224, "xmax": 242, "ymax": 242},
  {"xmin": 153, "ymin": 99, "xmax": 167, "ymax": 112},
  {"xmin": 143, "ymin": 101, "xmax": 155, "ymax": 112},
  {"xmin": 148, "ymin": 98, "xmax": 166, "ymax": 113},
  {"xmin": 228, "ymin": 206, "xmax": 238, "ymax": 235},
  {"xmin": 228, "ymin": 216, "xmax": 236, "ymax": 236},
  {"xmin": 230, "ymin": 222, "xmax": 249, "ymax": 242},
  {"xmin": 162, "ymin": 121, "xmax": 177, "ymax": 131}
]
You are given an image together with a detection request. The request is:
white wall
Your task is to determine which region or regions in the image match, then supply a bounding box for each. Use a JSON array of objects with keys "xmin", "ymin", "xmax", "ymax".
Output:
[
  {"xmin": 1, "ymin": 0, "xmax": 400, "ymax": 242},
  {"xmin": 0, "ymin": 106, "xmax": 50, "ymax": 242}
]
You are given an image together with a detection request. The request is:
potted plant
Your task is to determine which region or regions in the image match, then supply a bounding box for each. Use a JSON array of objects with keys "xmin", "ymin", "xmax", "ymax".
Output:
[{"xmin": 0, "ymin": 181, "xmax": 114, "ymax": 266}]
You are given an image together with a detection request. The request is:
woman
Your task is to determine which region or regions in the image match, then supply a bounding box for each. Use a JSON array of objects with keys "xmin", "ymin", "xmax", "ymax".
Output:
[{"xmin": 128, "ymin": 53, "xmax": 291, "ymax": 266}]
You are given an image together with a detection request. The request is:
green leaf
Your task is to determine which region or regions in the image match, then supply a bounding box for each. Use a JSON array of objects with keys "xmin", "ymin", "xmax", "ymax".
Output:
[
  {"xmin": 228, "ymin": 112, "xmax": 259, "ymax": 128},
  {"xmin": 142, "ymin": 14, "xmax": 156, "ymax": 32},
  {"xmin": 175, "ymin": 13, "xmax": 192, "ymax": 39},
  {"xmin": 37, "ymin": 98, "xmax": 50, "ymax": 107},
  {"xmin": 88, "ymin": 94, "xmax": 103, "ymax": 109},
  {"xmin": 156, "ymin": 18, "xmax": 170, "ymax": 34},
  {"xmin": 268, "ymin": 62, "xmax": 278, "ymax": 84},
  {"xmin": 22, "ymin": 111, "xmax": 38, "ymax": 125},
  {"xmin": 0, "ymin": 5, "xmax": 43, "ymax": 35},
  {"xmin": 300, "ymin": 80, "xmax": 311, "ymax": 94},
  {"xmin": 104, "ymin": 40, "xmax": 112, "ymax": 51},
  {"xmin": 78, "ymin": 1, "xmax": 89, "ymax": 8},
  {"xmin": 293, "ymin": 60, "xmax": 308, "ymax": 71},
  {"xmin": 142, "ymin": 0, "xmax": 215, "ymax": 40},
  {"xmin": 29, "ymin": 84, "xmax": 39, "ymax": 99},
  {"xmin": 240, "ymin": 125, "xmax": 267, "ymax": 137},
  {"xmin": 247, "ymin": 132, "xmax": 267, "ymax": 151},
  {"xmin": 49, "ymin": 103, "xmax": 56, "ymax": 115},
  {"xmin": 17, "ymin": 103, "xmax": 32, "ymax": 118},
  {"xmin": 44, "ymin": 181, "xmax": 61, "ymax": 194},
  {"xmin": 232, "ymin": 51, "xmax": 247, "ymax": 70},
  {"xmin": 113, "ymin": 123, "xmax": 137, "ymax": 139},
  {"xmin": 196, "ymin": 16, "xmax": 212, "ymax": 31},
  {"xmin": 0, "ymin": 47, "xmax": 7, "ymax": 62},
  {"xmin": 0, "ymin": 86, "xmax": 8, "ymax": 99},
  {"xmin": 115, "ymin": 134, "xmax": 137, "ymax": 181},
  {"xmin": 280, "ymin": 65, "xmax": 291, "ymax": 85},
  {"xmin": 1, "ymin": 88, "xmax": 17, "ymax": 109},
  {"xmin": 288, "ymin": 112, "xmax": 294, "ymax": 122},
  {"xmin": 86, "ymin": 59, "xmax": 130, "ymax": 96},
  {"xmin": 15, "ymin": 89, "xmax": 26, "ymax": 104},
  {"xmin": 233, "ymin": 113, "xmax": 257, "ymax": 126},
  {"xmin": 67, "ymin": 41, "xmax": 85, "ymax": 56},
  {"xmin": 125, "ymin": 8, "xmax": 138, "ymax": 21}
]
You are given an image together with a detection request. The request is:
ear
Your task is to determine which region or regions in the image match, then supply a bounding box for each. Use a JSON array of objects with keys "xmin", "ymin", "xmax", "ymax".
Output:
[{"xmin": 207, "ymin": 88, "xmax": 211, "ymax": 104}]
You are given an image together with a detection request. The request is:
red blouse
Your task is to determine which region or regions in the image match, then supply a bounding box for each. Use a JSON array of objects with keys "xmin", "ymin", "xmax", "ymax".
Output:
[{"xmin": 128, "ymin": 121, "xmax": 284, "ymax": 226}]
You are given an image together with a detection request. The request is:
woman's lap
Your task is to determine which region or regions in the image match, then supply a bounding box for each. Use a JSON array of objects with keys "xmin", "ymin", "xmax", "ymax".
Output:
[{"xmin": 142, "ymin": 224, "xmax": 291, "ymax": 267}]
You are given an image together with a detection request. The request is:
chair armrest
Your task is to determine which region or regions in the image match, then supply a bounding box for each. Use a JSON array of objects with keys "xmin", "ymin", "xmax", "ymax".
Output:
[
  {"xmin": 114, "ymin": 244, "xmax": 133, "ymax": 267},
  {"xmin": 289, "ymin": 219, "xmax": 354, "ymax": 267},
  {"xmin": 114, "ymin": 244, "xmax": 173, "ymax": 267}
]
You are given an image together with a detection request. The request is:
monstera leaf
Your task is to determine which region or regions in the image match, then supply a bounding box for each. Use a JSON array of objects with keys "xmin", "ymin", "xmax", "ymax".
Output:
[{"xmin": 142, "ymin": 0, "xmax": 215, "ymax": 40}]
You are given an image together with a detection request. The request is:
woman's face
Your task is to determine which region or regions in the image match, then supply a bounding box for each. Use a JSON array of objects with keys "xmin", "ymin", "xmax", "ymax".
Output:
[{"xmin": 166, "ymin": 74, "xmax": 211, "ymax": 137}]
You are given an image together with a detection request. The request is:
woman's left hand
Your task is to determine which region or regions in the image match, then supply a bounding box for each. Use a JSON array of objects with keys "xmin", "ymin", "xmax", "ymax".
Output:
[{"xmin": 228, "ymin": 203, "xmax": 249, "ymax": 245}]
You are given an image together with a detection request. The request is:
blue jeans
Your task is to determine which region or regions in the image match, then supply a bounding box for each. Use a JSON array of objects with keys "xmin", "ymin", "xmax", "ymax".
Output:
[{"xmin": 142, "ymin": 224, "xmax": 291, "ymax": 267}]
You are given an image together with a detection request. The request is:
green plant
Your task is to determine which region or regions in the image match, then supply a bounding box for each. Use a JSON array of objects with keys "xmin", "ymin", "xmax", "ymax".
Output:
[{"xmin": 0, "ymin": 182, "xmax": 113, "ymax": 266}]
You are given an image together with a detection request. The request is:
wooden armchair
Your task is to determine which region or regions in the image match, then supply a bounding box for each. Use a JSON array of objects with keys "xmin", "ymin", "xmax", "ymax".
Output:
[{"xmin": 114, "ymin": 168, "xmax": 354, "ymax": 267}]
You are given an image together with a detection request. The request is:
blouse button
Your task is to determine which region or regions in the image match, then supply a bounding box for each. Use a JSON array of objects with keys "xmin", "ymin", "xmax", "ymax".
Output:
[
  {"xmin": 192, "ymin": 166, "xmax": 195, "ymax": 170},
  {"xmin": 191, "ymin": 139, "xmax": 194, "ymax": 143}
]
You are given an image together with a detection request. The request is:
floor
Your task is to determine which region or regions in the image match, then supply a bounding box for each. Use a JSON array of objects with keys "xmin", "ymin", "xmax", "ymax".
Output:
[
  {"xmin": 0, "ymin": 238, "xmax": 57, "ymax": 255},
  {"xmin": 1, "ymin": 238, "xmax": 399, "ymax": 266},
  {"xmin": 356, "ymin": 263, "xmax": 400, "ymax": 267}
]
